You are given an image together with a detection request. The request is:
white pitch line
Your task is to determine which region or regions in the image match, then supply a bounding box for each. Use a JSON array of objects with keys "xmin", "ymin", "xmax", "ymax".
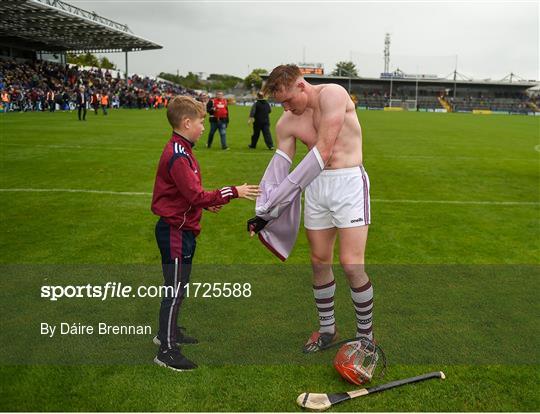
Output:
[
  {"xmin": 0, "ymin": 188, "xmax": 538, "ymax": 206},
  {"xmin": 0, "ymin": 142, "xmax": 151, "ymax": 152},
  {"xmin": 0, "ymin": 188, "xmax": 151, "ymax": 196},
  {"xmin": 373, "ymin": 154, "xmax": 539, "ymax": 162},
  {"xmin": 371, "ymin": 198, "xmax": 539, "ymax": 206}
]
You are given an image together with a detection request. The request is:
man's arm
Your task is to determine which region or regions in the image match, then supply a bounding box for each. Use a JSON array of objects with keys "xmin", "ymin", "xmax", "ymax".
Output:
[
  {"xmin": 314, "ymin": 85, "xmax": 348, "ymax": 163},
  {"xmin": 275, "ymin": 117, "xmax": 296, "ymax": 160},
  {"xmin": 170, "ymin": 157, "xmax": 238, "ymax": 208},
  {"xmin": 248, "ymin": 119, "xmax": 296, "ymax": 234}
]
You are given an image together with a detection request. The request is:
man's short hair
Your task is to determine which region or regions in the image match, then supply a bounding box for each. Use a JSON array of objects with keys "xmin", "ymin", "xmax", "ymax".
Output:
[
  {"xmin": 262, "ymin": 64, "xmax": 302, "ymax": 96},
  {"xmin": 167, "ymin": 95, "xmax": 206, "ymax": 129}
]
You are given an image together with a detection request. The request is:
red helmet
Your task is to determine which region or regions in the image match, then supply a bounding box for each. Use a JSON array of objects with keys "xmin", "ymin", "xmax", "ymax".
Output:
[{"xmin": 334, "ymin": 338, "xmax": 382, "ymax": 385}]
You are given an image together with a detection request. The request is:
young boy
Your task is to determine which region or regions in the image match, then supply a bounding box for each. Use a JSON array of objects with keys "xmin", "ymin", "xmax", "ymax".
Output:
[{"xmin": 151, "ymin": 96, "xmax": 259, "ymax": 371}]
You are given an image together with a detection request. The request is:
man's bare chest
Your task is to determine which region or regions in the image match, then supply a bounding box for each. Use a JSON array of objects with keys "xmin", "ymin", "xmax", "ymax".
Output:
[{"xmin": 292, "ymin": 113, "xmax": 318, "ymax": 148}]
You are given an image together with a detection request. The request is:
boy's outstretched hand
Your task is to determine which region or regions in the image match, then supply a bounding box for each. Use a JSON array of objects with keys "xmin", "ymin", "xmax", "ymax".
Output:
[
  {"xmin": 236, "ymin": 183, "xmax": 261, "ymax": 200},
  {"xmin": 206, "ymin": 205, "xmax": 223, "ymax": 213}
]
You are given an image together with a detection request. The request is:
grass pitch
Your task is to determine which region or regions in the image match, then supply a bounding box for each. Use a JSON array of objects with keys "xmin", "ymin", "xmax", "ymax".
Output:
[{"xmin": 0, "ymin": 107, "xmax": 539, "ymax": 411}]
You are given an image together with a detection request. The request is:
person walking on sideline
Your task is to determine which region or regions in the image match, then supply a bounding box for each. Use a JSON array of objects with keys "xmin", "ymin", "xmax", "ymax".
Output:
[{"xmin": 248, "ymin": 91, "xmax": 274, "ymax": 150}]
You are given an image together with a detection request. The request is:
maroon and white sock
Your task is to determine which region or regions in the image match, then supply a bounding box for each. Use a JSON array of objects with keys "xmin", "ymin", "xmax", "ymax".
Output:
[
  {"xmin": 351, "ymin": 281, "xmax": 374, "ymax": 340},
  {"xmin": 313, "ymin": 279, "xmax": 336, "ymax": 334}
]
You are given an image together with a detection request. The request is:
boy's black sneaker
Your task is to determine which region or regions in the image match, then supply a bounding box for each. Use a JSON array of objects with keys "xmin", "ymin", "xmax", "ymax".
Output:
[
  {"xmin": 153, "ymin": 326, "xmax": 199, "ymax": 346},
  {"xmin": 154, "ymin": 347, "xmax": 197, "ymax": 371}
]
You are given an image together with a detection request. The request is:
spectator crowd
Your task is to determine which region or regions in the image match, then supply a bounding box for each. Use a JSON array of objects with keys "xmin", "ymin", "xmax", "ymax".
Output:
[{"xmin": 0, "ymin": 59, "xmax": 200, "ymax": 113}]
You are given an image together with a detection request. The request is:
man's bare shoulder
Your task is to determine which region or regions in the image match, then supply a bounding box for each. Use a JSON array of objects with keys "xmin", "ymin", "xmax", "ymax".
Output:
[
  {"xmin": 276, "ymin": 110, "xmax": 296, "ymax": 132},
  {"xmin": 318, "ymin": 83, "xmax": 349, "ymax": 101}
]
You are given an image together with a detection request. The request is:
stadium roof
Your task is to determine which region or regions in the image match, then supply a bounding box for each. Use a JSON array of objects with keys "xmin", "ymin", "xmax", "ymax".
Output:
[{"xmin": 0, "ymin": 0, "xmax": 162, "ymax": 53}]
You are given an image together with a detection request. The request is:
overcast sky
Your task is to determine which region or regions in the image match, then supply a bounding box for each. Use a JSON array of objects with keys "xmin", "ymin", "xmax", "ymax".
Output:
[{"xmin": 75, "ymin": 1, "xmax": 539, "ymax": 81}]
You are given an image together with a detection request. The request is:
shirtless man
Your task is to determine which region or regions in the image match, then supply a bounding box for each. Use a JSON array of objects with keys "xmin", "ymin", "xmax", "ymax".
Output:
[{"xmin": 247, "ymin": 64, "xmax": 374, "ymax": 352}]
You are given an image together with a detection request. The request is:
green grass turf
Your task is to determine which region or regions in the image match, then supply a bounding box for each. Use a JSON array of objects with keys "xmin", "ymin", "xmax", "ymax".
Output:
[{"xmin": 0, "ymin": 107, "xmax": 539, "ymax": 411}]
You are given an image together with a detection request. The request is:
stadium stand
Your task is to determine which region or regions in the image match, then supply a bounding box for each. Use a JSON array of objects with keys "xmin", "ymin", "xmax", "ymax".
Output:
[
  {"xmin": 0, "ymin": 0, "xmax": 188, "ymax": 112},
  {"xmin": 356, "ymin": 91, "xmax": 386, "ymax": 109},
  {"xmin": 0, "ymin": 59, "xmax": 198, "ymax": 112},
  {"xmin": 0, "ymin": 0, "xmax": 161, "ymax": 55},
  {"xmin": 0, "ymin": 0, "xmax": 206, "ymax": 112},
  {"xmin": 301, "ymin": 75, "xmax": 539, "ymax": 114},
  {"xmin": 449, "ymin": 96, "xmax": 531, "ymax": 113},
  {"xmin": 416, "ymin": 96, "xmax": 444, "ymax": 110}
]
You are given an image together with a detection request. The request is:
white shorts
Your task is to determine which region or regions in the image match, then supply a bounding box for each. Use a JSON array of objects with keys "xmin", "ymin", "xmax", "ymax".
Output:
[{"xmin": 304, "ymin": 166, "xmax": 371, "ymax": 230}]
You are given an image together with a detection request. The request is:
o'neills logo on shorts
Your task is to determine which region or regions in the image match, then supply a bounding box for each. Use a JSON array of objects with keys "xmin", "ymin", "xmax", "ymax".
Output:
[{"xmin": 350, "ymin": 217, "xmax": 364, "ymax": 223}]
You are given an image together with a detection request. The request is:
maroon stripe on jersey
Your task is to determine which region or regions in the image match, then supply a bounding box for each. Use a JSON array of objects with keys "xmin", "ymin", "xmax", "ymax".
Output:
[
  {"xmin": 317, "ymin": 305, "xmax": 335, "ymax": 312},
  {"xmin": 258, "ymin": 233, "xmax": 286, "ymax": 262},
  {"xmin": 315, "ymin": 297, "xmax": 334, "ymax": 304},
  {"xmin": 351, "ymin": 281, "xmax": 372, "ymax": 293},
  {"xmin": 352, "ymin": 298, "xmax": 373, "ymax": 308},
  {"xmin": 313, "ymin": 279, "xmax": 336, "ymax": 290}
]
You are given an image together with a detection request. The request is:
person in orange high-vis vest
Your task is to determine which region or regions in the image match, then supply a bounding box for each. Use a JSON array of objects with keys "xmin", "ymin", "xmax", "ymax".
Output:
[
  {"xmin": 155, "ymin": 94, "xmax": 163, "ymax": 109},
  {"xmin": 1, "ymin": 91, "xmax": 10, "ymax": 113},
  {"xmin": 100, "ymin": 92, "xmax": 109, "ymax": 115}
]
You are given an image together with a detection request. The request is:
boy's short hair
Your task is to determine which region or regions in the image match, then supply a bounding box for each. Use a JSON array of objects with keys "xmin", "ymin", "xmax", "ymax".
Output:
[
  {"xmin": 262, "ymin": 64, "xmax": 302, "ymax": 96},
  {"xmin": 167, "ymin": 95, "xmax": 206, "ymax": 129}
]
